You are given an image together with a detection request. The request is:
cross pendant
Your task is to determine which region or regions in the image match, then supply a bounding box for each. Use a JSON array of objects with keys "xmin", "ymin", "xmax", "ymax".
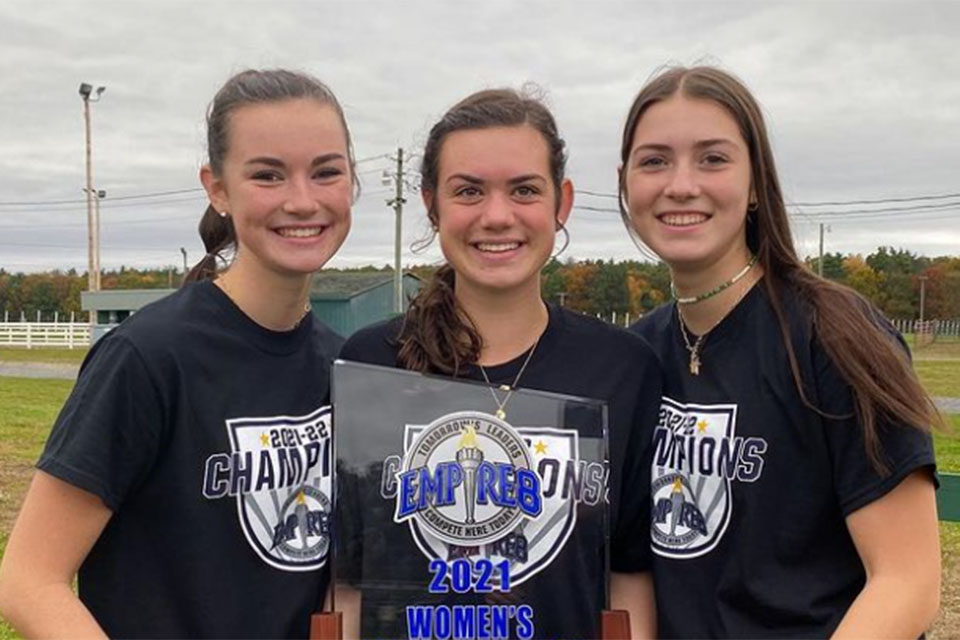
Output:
[{"xmin": 689, "ymin": 355, "xmax": 701, "ymax": 376}]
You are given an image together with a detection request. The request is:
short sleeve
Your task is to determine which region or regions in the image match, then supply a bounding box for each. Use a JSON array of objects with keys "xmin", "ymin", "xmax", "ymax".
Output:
[
  {"xmin": 37, "ymin": 334, "xmax": 168, "ymax": 511},
  {"xmin": 610, "ymin": 349, "xmax": 663, "ymax": 573},
  {"xmin": 814, "ymin": 337, "xmax": 936, "ymax": 516}
]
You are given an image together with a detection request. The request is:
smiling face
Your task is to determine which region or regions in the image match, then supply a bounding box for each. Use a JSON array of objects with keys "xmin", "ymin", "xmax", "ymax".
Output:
[
  {"xmin": 427, "ymin": 124, "xmax": 572, "ymax": 300},
  {"xmin": 201, "ymin": 98, "xmax": 352, "ymax": 281},
  {"xmin": 624, "ymin": 94, "xmax": 753, "ymax": 275}
]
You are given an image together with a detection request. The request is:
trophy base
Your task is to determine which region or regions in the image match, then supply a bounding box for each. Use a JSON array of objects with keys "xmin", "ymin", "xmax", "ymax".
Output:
[
  {"xmin": 310, "ymin": 611, "xmax": 342, "ymax": 640},
  {"xmin": 602, "ymin": 609, "xmax": 631, "ymax": 639}
]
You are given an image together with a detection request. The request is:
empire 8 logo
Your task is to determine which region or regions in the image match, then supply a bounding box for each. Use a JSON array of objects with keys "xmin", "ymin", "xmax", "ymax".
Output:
[
  {"xmin": 202, "ymin": 406, "xmax": 333, "ymax": 572},
  {"xmin": 380, "ymin": 411, "xmax": 603, "ymax": 587}
]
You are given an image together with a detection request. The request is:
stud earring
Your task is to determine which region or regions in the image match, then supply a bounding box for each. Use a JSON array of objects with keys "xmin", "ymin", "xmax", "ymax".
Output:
[{"xmin": 218, "ymin": 210, "xmax": 228, "ymax": 218}]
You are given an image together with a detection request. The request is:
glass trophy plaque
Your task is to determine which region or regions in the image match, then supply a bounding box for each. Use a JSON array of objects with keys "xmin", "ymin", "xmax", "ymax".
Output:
[{"xmin": 329, "ymin": 360, "xmax": 611, "ymax": 640}]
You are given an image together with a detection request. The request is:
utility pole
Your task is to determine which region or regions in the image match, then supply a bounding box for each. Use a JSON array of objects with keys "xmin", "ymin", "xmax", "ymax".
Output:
[
  {"xmin": 79, "ymin": 82, "xmax": 105, "ymax": 293},
  {"xmin": 180, "ymin": 247, "xmax": 188, "ymax": 283},
  {"xmin": 919, "ymin": 275, "xmax": 928, "ymax": 324},
  {"xmin": 386, "ymin": 148, "xmax": 406, "ymax": 314},
  {"xmin": 818, "ymin": 223, "xmax": 824, "ymax": 277}
]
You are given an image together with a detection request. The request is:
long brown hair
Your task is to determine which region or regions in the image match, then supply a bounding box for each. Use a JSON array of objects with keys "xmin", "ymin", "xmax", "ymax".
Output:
[
  {"xmin": 618, "ymin": 66, "xmax": 942, "ymax": 472},
  {"xmin": 397, "ymin": 88, "xmax": 568, "ymax": 374},
  {"xmin": 184, "ymin": 69, "xmax": 358, "ymax": 284}
]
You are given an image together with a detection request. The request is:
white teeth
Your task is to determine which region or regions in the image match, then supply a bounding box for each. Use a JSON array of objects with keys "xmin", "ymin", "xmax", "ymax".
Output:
[
  {"xmin": 660, "ymin": 213, "xmax": 708, "ymax": 227},
  {"xmin": 278, "ymin": 227, "xmax": 324, "ymax": 238},
  {"xmin": 475, "ymin": 242, "xmax": 520, "ymax": 253}
]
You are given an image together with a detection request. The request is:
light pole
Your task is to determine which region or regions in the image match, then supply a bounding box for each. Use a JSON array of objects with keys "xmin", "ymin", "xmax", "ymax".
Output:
[
  {"xmin": 82, "ymin": 188, "xmax": 106, "ymax": 290},
  {"xmin": 79, "ymin": 82, "xmax": 105, "ymax": 293},
  {"xmin": 180, "ymin": 247, "xmax": 188, "ymax": 284}
]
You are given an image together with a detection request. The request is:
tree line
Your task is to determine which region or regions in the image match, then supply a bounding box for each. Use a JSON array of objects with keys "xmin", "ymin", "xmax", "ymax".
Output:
[{"xmin": 1, "ymin": 247, "xmax": 958, "ymax": 321}]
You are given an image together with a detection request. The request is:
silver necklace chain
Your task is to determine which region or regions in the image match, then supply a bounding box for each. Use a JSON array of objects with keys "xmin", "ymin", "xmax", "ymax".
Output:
[{"xmin": 478, "ymin": 335, "xmax": 541, "ymax": 420}]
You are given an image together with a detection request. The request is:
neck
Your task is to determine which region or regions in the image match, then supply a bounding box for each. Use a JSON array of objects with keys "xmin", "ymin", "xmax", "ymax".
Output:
[
  {"xmin": 455, "ymin": 279, "xmax": 548, "ymax": 366},
  {"xmin": 217, "ymin": 258, "xmax": 311, "ymax": 332},
  {"xmin": 677, "ymin": 265, "xmax": 763, "ymax": 335}
]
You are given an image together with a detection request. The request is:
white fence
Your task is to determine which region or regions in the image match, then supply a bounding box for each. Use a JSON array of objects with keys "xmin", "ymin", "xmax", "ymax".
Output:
[
  {"xmin": 0, "ymin": 322, "xmax": 91, "ymax": 348},
  {"xmin": 891, "ymin": 318, "xmax": 960, "ymax": 337}
]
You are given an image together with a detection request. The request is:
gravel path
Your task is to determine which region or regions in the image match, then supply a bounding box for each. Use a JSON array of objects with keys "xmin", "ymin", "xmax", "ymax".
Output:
[
  {"xmin": 0, "ymin": 362, "xmax": 80, "ymax": 379},
  {"xmin": 2, "ymin": 362, "xmax": 959, "ymax": 414},
  {"xmin": 937, "ymin": 397, "xmax": 960, "ymax": 415}
]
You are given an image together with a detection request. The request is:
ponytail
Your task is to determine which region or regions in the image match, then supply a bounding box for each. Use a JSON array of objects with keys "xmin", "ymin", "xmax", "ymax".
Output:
[
  {"xmin": 396, "ymin": 265, "xmax": 482, "ymax": 374},
  {"xmin": 183, "ymin": 205, "xmax": 236, "ymax": 285}
]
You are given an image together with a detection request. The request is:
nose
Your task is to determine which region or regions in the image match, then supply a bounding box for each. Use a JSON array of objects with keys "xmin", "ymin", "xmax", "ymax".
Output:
[
  {"xmin": 479, "ymin": 190, "xmax": 515, "ymax": 229},
  {"xmin": 282, "ymin": 176, "xmax": 320, "ymax": 216},
  {"xmin": 663, "ymin": 161, "xmax": 701, "ymax": 201}
]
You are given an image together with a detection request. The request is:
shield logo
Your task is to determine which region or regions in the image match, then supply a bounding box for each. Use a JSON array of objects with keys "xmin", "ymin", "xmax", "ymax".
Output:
[
  {"xmin": 396, "ymin": 413, "xmax": 581, "ymax": 587},
  {"xmin": 226, "ymin": 406, "xmax": 333, "ymax": 572},
  {"xmin": 650, "ymin": 397, "xmax": 738, "ymax": 559}
]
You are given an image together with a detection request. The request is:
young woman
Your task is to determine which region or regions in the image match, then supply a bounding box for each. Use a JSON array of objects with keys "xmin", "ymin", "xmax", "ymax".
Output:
[
  {"xmin": 0, "ymin": 69, "xmax": 355, "ymax": 638},
  {"xmin": 339, "ymin": 88, "xmax": 661, "ymax": 638},
  {"xmin": 619, "ymin": 65, "xmax": 940, "ymax": 638}
]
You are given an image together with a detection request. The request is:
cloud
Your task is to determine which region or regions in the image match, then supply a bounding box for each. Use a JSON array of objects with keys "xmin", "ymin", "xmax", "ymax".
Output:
[{"xmin": 0, "ymin": 1, "xmax": 957, "ymax": 273}]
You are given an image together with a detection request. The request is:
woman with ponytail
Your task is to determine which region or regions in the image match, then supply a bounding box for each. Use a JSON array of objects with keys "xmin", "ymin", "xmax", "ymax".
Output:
[
  {"xmin": 620, "ymin": 65, "xmax": 940, "ymax": 638},
  {"xmin": 0, "ymin": 69, "xmax": 355, "ymax": 638},
  {"xmin": 340, "ymin": 88, "xmax": 662, "ymax": 638}
]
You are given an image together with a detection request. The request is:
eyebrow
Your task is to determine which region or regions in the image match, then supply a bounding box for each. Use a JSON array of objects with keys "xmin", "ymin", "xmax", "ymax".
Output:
[
  {"xmin": 631, "ymin": 138, "xmax": 738, "ymax": 157},
  {"xmin": 444, "ymin": 173, "xmax": 547, "ymax": 185},
  {"xmin": 245, "ymin": 153, "xmax": 346, "ymax": 167}
]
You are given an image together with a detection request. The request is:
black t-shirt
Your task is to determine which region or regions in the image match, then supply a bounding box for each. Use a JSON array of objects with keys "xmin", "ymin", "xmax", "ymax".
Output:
[
  {"xmin": 38, "ymin": 279, "xmax": 343, "ymax": 639},
  {"xmin": 338, "ymin": 304, "xmax": 662, "ymax": 639},
  {"xmin": 631, "ymin": 281, "xmax": 936, "ymax": 639}
]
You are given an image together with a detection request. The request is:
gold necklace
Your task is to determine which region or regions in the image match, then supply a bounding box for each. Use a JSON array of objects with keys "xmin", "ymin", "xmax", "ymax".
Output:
[
  {"xmin": 677, "ymin": 280, "xmax": 752, "ymax": 376},
  {"xmin": 478, "ymin": 335, "xmax": 541, "ymax": 420},
  {"xmin": 216, "ymin": 277, "xmax": 311, "ymax": 331}
]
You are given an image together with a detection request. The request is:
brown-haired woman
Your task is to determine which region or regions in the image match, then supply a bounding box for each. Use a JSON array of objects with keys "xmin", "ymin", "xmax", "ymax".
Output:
[
  {"xmin": 0, "ymin": 69, "xmax": 355, "ymax": 638},
  {"xmin": 620, "ymin": 65, "xmax": 940, "ymax": 638},
  {"xmin": 340, "ymin": 88, "xmax": 662, "ymax": 638}
]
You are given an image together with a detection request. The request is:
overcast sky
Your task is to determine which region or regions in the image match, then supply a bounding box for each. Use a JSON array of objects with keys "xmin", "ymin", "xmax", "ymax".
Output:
[{"xmin": 1, "ymin": 1, "xmax": 957, "ymax": 274}]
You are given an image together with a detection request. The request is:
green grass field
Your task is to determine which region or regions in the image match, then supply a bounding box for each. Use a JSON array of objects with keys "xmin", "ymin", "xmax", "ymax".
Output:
[
  {"xmin": 0, "ymin": 377, "xmax": 73, "ymax": 638},
  {"xmin": 917, "ymin": 361, "xmax": 960, "ymax": 399},
  {"xmin": 0, "ymin": 344, "xmax": 957, "ymax": 637},
  {"xmin": 907, "ymin": 334, "xmax": 960, "ymax": 361}
]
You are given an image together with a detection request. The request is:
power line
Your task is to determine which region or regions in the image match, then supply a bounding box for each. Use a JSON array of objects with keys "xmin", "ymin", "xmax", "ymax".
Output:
[
  {"xmin": 576, "ymin": 188, "xmax": 960, "ymax": 208},
  {"xmin": 792, "ymin": 192, "xmax": 960, "ymax": 207},
  {"xmin": 355, "ymin": 153, "xmax": 391, "ymax": 164},
  {"xmin": 0, "ymin": 241, "xmax": 177, "ymax": 253},
  {"xmin": 793, "ymin": 201, "xmax": 960, "ymax": 218},
  {"xmin": 578, "ymin": 189, "xmax": 619, "ymax": 199},
  {"xmin": 0, "ymin": 188, "xmax": 206, "ymax": 207}
]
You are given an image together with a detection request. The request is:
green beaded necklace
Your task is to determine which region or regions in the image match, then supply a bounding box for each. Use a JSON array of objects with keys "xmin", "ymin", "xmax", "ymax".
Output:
[{"xmin": 671, "ymin": 254, "xmax": 758, "ymax": 305}]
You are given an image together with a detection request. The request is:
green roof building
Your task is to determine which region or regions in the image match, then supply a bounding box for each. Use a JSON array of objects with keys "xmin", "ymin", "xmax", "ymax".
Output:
[
  {"xmin": 80, "ymin": 271, "xmax": 423, "ymax": 344},
  {"xmin": 309, "ymin": 271, "xmax": 422, "ymax": 337}
]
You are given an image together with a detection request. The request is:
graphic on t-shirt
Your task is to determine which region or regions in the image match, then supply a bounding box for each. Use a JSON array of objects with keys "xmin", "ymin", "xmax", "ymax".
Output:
[
  {"xmin": 202, "ymin": 406, "xmax": 333, "ymax": 572},
  {"xmin": 650, "ymin": 397, "xmax": 768, "ymax": 559},
  {"xmin": 381, "ymin": 411, "xmax": 597, "ymax": 587}
]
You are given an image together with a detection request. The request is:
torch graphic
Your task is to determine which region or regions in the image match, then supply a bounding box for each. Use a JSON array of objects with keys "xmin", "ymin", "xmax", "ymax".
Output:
[
  {"xmin": 456, "ymin": 423, "xmax": 484, "ymax": 524},
  {"xmin": 295, "ymin": 489, "xmax": 310, "ymax": 548},
  {"xmin": 669, "ymin": 477, "xmax": 685, "ymax": 536}
]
